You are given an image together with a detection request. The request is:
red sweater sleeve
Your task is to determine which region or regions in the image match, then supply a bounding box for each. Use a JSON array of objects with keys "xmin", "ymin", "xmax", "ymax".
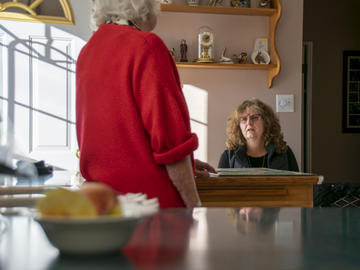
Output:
[{"xmin": 132, "ymin": 33, "xmax": 198, "ymax": 165}]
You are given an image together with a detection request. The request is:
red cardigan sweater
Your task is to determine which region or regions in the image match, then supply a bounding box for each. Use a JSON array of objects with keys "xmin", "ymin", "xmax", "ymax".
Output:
[{"xmin": 76, "ymin": 24, "xmax": 198, "ymax": 208}]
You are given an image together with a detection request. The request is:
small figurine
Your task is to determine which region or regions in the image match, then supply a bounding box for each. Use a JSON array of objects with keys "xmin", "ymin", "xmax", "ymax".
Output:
[
  {"xmin": 231, "ymin": 0, "xmax": 250, "ymax": 8},
  {"xmin": 180, "ymin": 39, "xmax": 188, "ymax": 62},
  {"xmin": 258, "ymin": 0, "xmax": 272, "ymax": 8},
  {"xmin": 169, "ymin": 48, "xmax": 175, "ymax": 61},
  {"xmin": 239, "ymin": 52, "xmax": 248, "ymax": 64},
  {"xmin": 233, "ymin": 52, "xmax": 248, "ymax": 64},
  {"xmin": 208, "ymin": 0, "xmax": 223, "ymax": 6},
  {"xmin": 219, "ymin": 48, "xmax": 234, "ymax": 64}
]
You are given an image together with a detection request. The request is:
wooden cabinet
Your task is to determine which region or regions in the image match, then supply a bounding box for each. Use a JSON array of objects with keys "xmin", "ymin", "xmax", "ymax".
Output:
[{"xmin": 160, "ymin": 0, "xmax": 282, "ymax": 88}]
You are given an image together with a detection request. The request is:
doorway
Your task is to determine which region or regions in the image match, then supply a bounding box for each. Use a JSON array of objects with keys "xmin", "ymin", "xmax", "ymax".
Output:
[{"xmin": 302, "ymin": 41, "xmax": 313, "ymax": 173}]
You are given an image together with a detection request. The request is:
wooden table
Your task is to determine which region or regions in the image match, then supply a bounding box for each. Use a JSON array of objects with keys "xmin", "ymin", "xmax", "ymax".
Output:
[{"xmin": 196, "ymin": 171, "xmax": 320, "ymax": 208}]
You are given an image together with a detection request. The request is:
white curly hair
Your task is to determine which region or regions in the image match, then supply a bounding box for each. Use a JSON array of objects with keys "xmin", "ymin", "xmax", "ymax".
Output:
[{"xmin": 90, "ymin": 0, "xmax": 161, "ymax": 31}]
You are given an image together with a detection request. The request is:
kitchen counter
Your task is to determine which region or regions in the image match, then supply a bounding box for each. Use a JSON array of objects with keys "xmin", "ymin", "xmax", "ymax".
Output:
[{"xmin": 1, "ymin": 207, "xmax": 360, "ymax": 270}]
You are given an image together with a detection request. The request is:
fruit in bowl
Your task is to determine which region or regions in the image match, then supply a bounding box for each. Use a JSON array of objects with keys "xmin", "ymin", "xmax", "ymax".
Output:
[
  {"xmin": 36, "ymin": 182, "xmax": 121, "ymax": 218},
  {"xmin": 35, "ymin": 182, "xmax": 142, "ymax": 255}
]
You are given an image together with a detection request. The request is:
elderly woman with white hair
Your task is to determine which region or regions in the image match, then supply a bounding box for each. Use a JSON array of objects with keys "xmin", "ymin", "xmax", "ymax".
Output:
[{"xmin": 76, "ymin": 0, "xmax": 202, "ymax": 208}]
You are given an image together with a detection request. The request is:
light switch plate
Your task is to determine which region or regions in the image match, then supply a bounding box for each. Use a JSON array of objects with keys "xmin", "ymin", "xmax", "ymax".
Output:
[{"xmin": 276, "ymin": 94, "xmax": 294, "ymax": 112}]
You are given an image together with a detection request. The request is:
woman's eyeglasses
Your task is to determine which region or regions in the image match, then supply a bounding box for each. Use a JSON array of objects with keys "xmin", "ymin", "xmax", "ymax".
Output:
[{"xmin": 238, "ymin": 114, "xmax": 261, "ymax": 124}]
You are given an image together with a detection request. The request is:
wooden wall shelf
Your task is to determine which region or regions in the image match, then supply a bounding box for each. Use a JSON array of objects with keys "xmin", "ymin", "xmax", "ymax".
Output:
[
  {"xmin": 160, "ymin": 1, "xmax": 282, "ymax": 88},
  {"xmin": 160, "ymin": 4, "xmax": 276, "ymax": 16},
  {"xmin": 176, "ymin": 62, "xmax": 276, "ymax": 70}
]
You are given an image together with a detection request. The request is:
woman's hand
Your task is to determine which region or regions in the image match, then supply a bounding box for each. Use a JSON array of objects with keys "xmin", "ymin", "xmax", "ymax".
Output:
[{"xmin": 195, "ymin": 159, "xmax": 217, "ymax": 178}]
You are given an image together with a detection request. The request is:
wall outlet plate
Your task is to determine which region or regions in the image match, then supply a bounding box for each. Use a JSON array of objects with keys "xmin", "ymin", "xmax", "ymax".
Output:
[{"xmin": 276, "ymin": 94, "xmax": 294, "ymax": 112}]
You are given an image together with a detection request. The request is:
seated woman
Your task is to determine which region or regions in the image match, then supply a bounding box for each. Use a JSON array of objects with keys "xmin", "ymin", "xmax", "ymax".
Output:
[{"xmin": 218, "ymin": 99, "xmax": 299, "ymax": 171}]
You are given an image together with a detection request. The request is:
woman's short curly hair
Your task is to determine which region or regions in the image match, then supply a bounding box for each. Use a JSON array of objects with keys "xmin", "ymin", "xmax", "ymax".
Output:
[
  {"xmin": 90, "ymin": 0, "xmax": 160, "ymax": 31},
  {"xmin": 225, "ymin": 99, "xmax": 287, "ymax": 153}
]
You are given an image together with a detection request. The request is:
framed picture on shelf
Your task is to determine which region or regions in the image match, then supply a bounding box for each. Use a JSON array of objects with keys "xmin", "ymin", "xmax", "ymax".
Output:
[{"xmin": 342, "ymin": 50, "xmax": 360, "ymax": 133}]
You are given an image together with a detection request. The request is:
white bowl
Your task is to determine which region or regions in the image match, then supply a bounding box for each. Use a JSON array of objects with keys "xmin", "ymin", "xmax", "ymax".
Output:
[{"xmin": 35, "ymin": 215, "xmax": 144, "ymax": 255}]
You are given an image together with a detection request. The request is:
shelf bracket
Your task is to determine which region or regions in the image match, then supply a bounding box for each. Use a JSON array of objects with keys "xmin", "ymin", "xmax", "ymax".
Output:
[{"xmin": 268, "ymin": 0, "xmax": 282, "ymax": 88}]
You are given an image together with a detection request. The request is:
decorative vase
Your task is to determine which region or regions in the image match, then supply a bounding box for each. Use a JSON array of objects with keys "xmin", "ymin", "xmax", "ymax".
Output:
[{"xmin": 187, "ymin": 0, "xmax": 199, "ymax": 6}]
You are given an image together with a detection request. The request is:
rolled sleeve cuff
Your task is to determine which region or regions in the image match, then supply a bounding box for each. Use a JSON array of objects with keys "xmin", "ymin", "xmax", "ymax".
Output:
[{"xmin": 153, "ymin": 133, "xmax": 198, "ymax": 165}]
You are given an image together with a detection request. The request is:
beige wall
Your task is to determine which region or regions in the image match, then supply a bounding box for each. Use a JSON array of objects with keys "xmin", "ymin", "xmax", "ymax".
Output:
[
  {"xmin": 304, "ymin": 0, "xmax": 360, "ymax": 182},
  {"xmin": 154, "ymin": 0, "xmax": 304, "ymax": 169}
]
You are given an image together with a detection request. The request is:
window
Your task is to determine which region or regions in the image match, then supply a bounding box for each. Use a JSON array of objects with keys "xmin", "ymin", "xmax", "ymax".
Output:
[{"xmin": 0, "ymin": 0, "xmax": 74, "ymax": 25}]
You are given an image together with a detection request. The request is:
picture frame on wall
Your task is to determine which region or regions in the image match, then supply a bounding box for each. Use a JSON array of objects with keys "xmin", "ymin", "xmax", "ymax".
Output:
[{"xmin": 342, "ymin": 50, "xmax": 360, "ymax": 133}]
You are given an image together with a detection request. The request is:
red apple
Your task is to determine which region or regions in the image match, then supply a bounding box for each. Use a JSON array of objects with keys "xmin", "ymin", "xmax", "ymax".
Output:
[{"xmin": 79, "ymin": 182, "xmax": 118, "ymax": 215}]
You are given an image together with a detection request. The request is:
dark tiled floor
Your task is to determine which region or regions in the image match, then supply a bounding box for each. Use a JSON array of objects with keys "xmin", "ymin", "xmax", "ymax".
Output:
[
  {"xmin": 314, "ymin": 183, "xmax": 360, "ymax": 207},
  {"xmin": 332, "ymin": 195, "xmax": 360, "ymax": 208}
]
